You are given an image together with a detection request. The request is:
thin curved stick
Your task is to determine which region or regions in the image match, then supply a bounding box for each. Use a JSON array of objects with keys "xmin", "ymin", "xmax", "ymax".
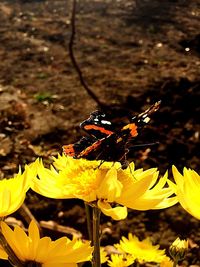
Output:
[{"xmin": 69, "ymin": 0, "xmax": 104, "ymax": 107}]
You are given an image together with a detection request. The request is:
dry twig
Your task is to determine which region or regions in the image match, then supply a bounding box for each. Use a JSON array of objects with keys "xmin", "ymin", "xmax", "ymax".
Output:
[{"xmin": 69, "ymin": 0, "xmax": 104, "ymax": 108}]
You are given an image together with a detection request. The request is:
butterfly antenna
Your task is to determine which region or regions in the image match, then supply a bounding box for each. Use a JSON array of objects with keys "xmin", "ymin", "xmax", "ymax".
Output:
[{"xmin": 129, "ymin": 141, "xmax": 159, "ymax": 149}]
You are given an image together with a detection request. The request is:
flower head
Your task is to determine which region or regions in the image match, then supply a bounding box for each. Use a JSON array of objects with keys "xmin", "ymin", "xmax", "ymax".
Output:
[
  {"xmin": 169, "ymin": 237, "xmax": 188, "ymax": 262},
  {"xmin": 0, "ymin": 162, "xmax": 37, "ymax": 217},
  {"xmin": 107, "ymin": 254, "xmax": 135, "ymax": 267},
  {"xmin": 31, "ymin": 155, "xmax": 177, "ymax": 220},
  {"xmin": 0, "ymin": 220, "xmax": 93, "ymax": 267},
  {"xmin": 115, "ymin": 233, "xmax": 169, "ymax": 263},
  {"xmin": 169, "ymin": 166, "xmax": 200, "ymax": 219}
]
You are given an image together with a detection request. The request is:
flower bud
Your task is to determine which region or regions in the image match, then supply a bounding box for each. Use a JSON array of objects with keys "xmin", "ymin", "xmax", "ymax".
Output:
[{"xmin": 169, "ymin": 237, "xmax": 188, "ymax": 262}]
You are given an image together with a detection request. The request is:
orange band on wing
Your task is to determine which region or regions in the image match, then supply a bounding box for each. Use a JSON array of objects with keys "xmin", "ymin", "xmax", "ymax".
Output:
[
  {"xmin": 78, "ymin": 139, "xmax": 102, "ymax": 158},
  {"xmin": 122, "ymin": 123, "xmax": 138, "ymax": 137},
  {"xmin": 84, "ymin": 125, "xmax": 114, "ymax": 135},
  {"xmin": 63, "ymin": 144, "xmax": 75, "ymax": 157}
]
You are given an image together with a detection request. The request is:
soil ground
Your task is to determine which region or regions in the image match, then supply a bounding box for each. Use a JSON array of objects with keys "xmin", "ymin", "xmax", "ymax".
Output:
[{"xmin": 0, "ymin": 0, "xmax": 200, "ymax": 266}]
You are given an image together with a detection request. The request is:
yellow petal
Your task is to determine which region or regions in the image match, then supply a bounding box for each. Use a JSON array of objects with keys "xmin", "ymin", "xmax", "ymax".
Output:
[
  {"xmin": 97, "ymin": 200, "xmax": 127, "ymax": 220},
  {"xmin": 118, "ymin": 173, "xmax": 155, "ymax": 204},
  {"xmin": 151, "ymin": 172, "xmax": 168, "ymax": 191},
  {"xmin": 172, "ymin": 166, "xmax": 184, "ymax": 189},
  {"xmin": 172, "ymin": 166, "xmax": 200, "ymax": 219},
  {"xmin": 1, "ymin": 222, "xmax": 25, "ymax": 261},
  {"xmin": 13, "ymin": 225, "xmax": 29, "ymax": 261},
  {"xmin": 97, "ymin": 167, "xmax": 123, "ymax": 202},
  {"xmin": 0, "ymin": 246, "xmax": 8, "ymax": 260},
  {"xmin": 0, "ymin": 164, "xmax": 31, "ymax": 217},
  {"xmin": 0, "ymin": 189, "xmax": 11, "ymax": 215},
  {"xmin": 35, "ymin": 237, "xmax": 51, "ymax": 262},
  {"xmin": 28, "ymin": 220, "xmax": 40, "ymax": 260}
]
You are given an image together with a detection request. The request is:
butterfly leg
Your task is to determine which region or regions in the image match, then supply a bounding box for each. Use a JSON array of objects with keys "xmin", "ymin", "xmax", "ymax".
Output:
[
  {"xmin": 94, "ymin": 159, "xmax": 105, "ymax": 169},
  {"xmin": 118, "ymin": 148, "xmax": 129, "ymax": 169}
]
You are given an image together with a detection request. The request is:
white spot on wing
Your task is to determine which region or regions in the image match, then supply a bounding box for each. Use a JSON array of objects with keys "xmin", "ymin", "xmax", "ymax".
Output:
[
  {"xmin": 143, "ymin": 117, "xmax": 150, "ymax": 123},
  {"xmin": 101, "ymin": 120, "xmax": 112, "ymax": 125}
]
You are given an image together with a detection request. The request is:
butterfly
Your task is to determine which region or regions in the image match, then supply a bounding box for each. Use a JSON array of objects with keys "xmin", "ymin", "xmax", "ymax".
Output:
[{"xmin": 63, "ymin": 101, "xmax": 161, "ymax": 166}]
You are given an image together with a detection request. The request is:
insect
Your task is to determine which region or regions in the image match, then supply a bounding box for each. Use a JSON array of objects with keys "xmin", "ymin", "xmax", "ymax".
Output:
[{"xmin": 63, "ymin": 101, "xmax": 161, "ymax": 165}]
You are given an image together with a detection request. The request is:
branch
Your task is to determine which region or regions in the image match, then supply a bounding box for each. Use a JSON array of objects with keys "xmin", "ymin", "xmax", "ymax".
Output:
[{"xmin": 69, "ymin": 0, "xmax": 104, "ymax": 108}]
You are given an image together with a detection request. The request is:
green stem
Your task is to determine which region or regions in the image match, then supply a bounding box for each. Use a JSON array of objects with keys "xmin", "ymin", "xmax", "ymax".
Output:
[
  {"xmin": 92, "ymin": 206, "xmax": 101, "ymax": 267},
  {"xmin": 84, "ymin": 202, "xmax": 93, "ymax": 241}
]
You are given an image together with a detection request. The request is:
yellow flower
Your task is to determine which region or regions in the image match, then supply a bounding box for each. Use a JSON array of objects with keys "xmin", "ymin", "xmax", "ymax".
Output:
[
  {"xmin": 31, "ymin": 155, "xmax": 177, "ymax": 220},
  {"xmin": 115, "ymin": 233, "xmax": 169, "ymax": 263},
  {"xmin": 116, "ymin": 165, "xmax": 177, "ymax": 210},
  {"xmin": 0, "ymin": 162, "xmax": 37, "ymax": 217},
  {"xmin": 107, "ymin": 254, "xmax": 135, "ymax": 267},
  {"xmin": 100, "ymin": 247, "xmax": 108, "ymax": 264},
  {"xmin": 169, "ymin": 237, "xmax": 188, "ymax": 262},
  {"xmin": 169, "ymin": 166, "xmax": 200, "ymax": 219},
  {"xmin": 160, "ymin": 258, "xmax": 173, "ymax": 267},
  {"xmin": 0, "ymin": 220, "xmax": 93, "ymax": 267}
]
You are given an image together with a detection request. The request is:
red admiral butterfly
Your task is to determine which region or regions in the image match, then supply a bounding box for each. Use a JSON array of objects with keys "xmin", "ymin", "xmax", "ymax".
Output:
[{"xmin": 63, "ymin": 101, "xmax": 161, "ymax": 165}]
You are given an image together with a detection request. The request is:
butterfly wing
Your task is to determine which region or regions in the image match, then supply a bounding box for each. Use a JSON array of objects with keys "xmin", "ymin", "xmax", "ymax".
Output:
[
  {"xmin": 80, "ymin": 110, "xmax": 114, "ymax": 139},
  {"xmin": 119, "ymin": 101, "xmax": 161, "ymax": 139},
  {"xmin": 63, "ymin": 111, "xmax": 114, "ymax": 158}
]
